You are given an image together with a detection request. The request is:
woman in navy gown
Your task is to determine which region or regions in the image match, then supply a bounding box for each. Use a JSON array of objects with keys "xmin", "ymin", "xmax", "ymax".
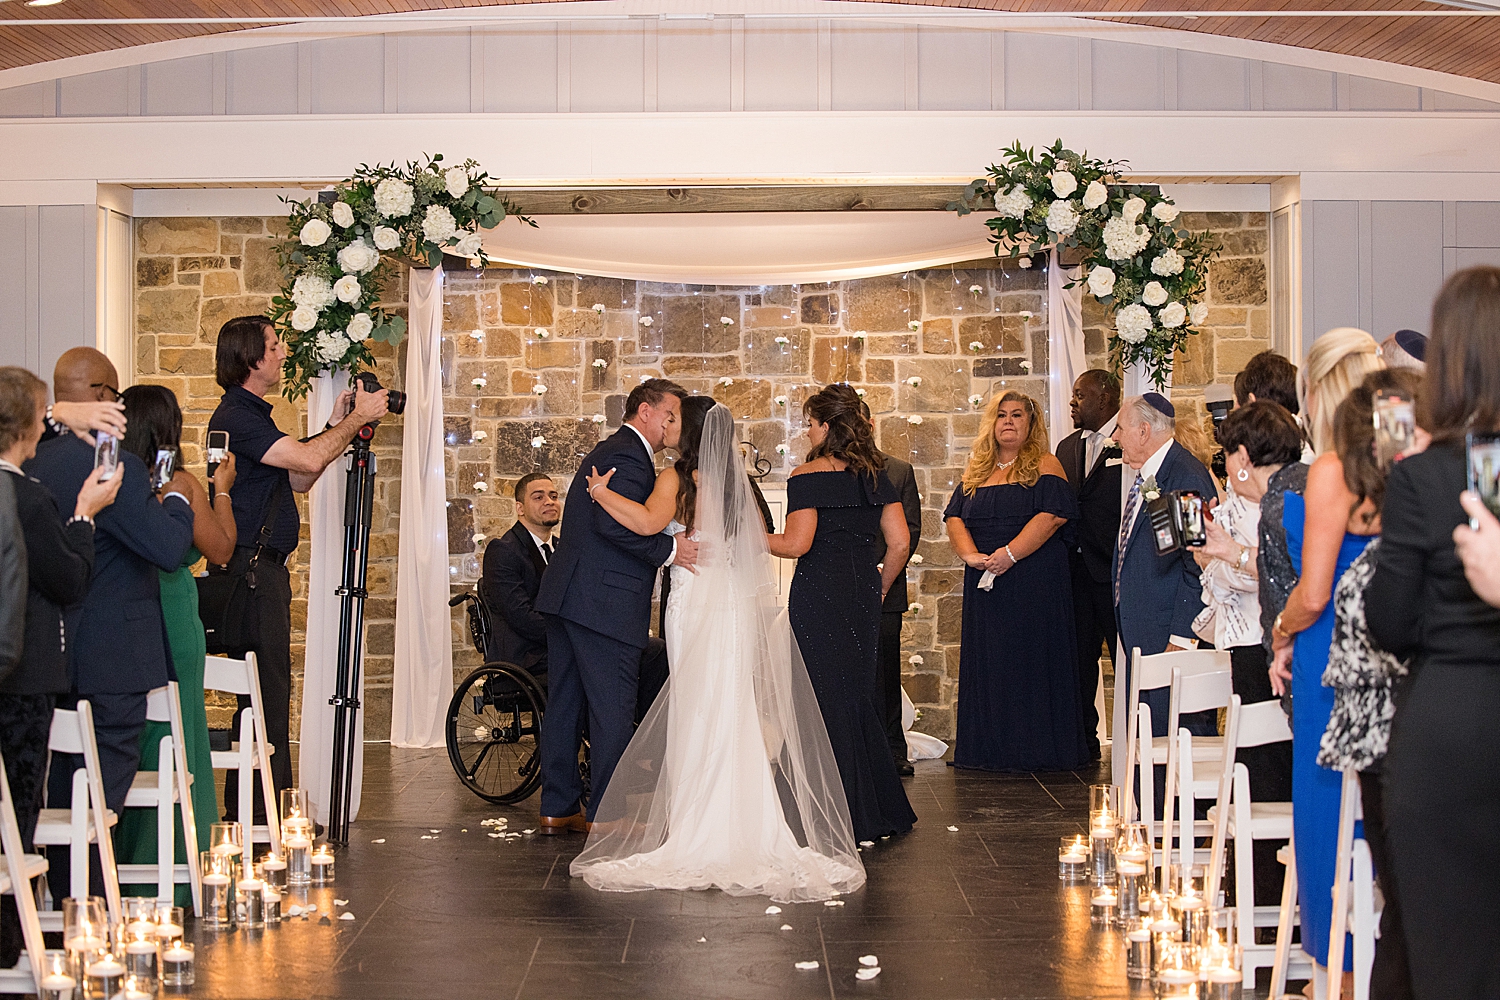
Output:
[
  {"xmin": 770, "ymin": 384, "xmax": 917, "ymax": 841},
  {"xmin": 944, "ymin": 391, "xmax": 1085, "ymax": 772}
]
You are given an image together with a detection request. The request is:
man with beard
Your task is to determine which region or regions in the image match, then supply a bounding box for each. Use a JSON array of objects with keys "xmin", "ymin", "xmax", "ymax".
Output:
[{"xmin": 481, "ymin": 473, "xmax": 563, "ymax": 677}]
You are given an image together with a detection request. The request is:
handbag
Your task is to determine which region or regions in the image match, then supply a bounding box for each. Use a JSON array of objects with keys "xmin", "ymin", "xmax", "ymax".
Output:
[{"xmin": 197, "ymin": 478, "xmax": 287, "ymax": 656}]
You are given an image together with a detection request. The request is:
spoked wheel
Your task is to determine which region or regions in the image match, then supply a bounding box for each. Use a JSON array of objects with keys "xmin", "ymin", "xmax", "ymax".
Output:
[{"xmin": 446, "ymin": 663, "xmax": 547, "ymax": 804}]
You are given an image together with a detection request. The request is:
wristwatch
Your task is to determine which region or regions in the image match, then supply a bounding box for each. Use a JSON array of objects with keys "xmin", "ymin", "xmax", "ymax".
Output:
[
  {"xmin": 1272, "ymin": 612, "xmax": 1291, "ymax": 640},
  {"xmin": 1235, "ymin": 545, "xmax": 1251, "ymax": 571}
]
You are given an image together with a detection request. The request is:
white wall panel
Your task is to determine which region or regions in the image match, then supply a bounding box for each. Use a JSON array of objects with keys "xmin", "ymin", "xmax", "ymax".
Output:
[
  {"xmin": 1262, "ymin": 62, "xmax": 1336, "ymax": 111},
  {"xmin": 830, "ymin": 23, "xmax": 905, "ymax": 111},
  {"xmin": 743, "ymin": 20, "xmax": 818, "ymax": 112},
  {"xmin": 657, "ymin": 22, "xmax": 732, "ymax": 113},
  {"xmin": 1091, "ymin": 39, "xmax": 1163, "ymax": 111},
  {"xmin": 1005, "ymin": 32, "xmax": 1078, "ymax": 110},
  {"xmin": 1427, "ymin": 89, "xmax": 1500, "ymax": 111},
  {"xmin": 0, "ymin": 82, "xmax": 53, "ymax": 119},
  {"xmin": 1177, "ymin": 51, "xmax": 1249, "ymax": 111},
  {"xmin": 394, "ymin": 31, "xmax": 471, "ymax": 114},
  {"xmin": 143, "ymin": 56, "xmax": 213, "ymax": 117},
  {"xmin": 569, "ymin": 23, "xmax": 645, "ymax": 113},
  {"xmin": 307, "ymin": 35, "xmax": 385, "ymax": 115},
  {"xmin": 916, "ymin": 27, "xmax": 991, "ymax": 111},
  {"xmin": 59, "ymin": 69, "xmax": 129, "ymax": 118},
  {"xmin": 1303, "ymin": 200, "xmax": 1361, "ymax": 351},
  {"xmin": 36, "ymin": 205, "xmax": 94, "ymax": 384},
  {"xmin": 1452, "ymin": 248, "xmax": 1500, "ymax": 272},
  {"xmin": 1347, "ymin": 75, "xmax": 1421, "ymax": 112},
  {"xmin": 480, "ymin": 28, "xmax": 558, "ymax": 113},
  {"xmin": 0, "ymin": 207, "xmax": 28, "ymax": 369},
  {"xmin": 226, "ymin": 44, "xmax": 299, "ymax": 116},
  {"xmin": 1371, "ymin": 201, "xmax": 1443, "ymax": 335},
  {"xmin": 1454, "ymin": 202, "xmax": 1500, "ymax": 247}
]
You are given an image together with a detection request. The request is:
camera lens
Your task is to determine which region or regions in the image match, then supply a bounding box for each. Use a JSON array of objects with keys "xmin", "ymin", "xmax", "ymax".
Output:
[{"xmin": 357, "ymin": 373, "xmax": 406, "ymax": 415}]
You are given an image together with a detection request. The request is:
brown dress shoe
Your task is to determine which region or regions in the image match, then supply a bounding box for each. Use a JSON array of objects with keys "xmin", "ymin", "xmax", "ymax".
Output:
[{"xmin": 538, "ymin": 812, "xmax": 590, "ymax": 835}]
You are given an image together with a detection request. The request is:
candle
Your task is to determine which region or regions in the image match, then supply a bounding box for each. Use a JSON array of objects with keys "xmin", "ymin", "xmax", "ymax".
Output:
[
  {"xmin": 1116, "ymin": 859, "xmax": 1147, "ymax": 922},
  {"xmin": 154, "ymin": 921, "xmax": 183, "ymax": 941},
  {"xmin": 161, "ymin": 943, "xmax": 194, "ymax": 988},
  {"xmin": 39, "ymin": 972, "xmax": 76, "ymax": 1000},
  {"xmin": 124, "ymin": 937, "xmax": 158, "ymax": 987},
  {"xmin": 311, "ymin": 847, "xmax": 335, "ymax": 886},
  {"xmin": 1090, "ymin": 826, "xmax": 1117, "ymax": 887},
  {"xmin": 240, "ymin": 876, "xmax": 266, "ymax": 928},
  {"xmin": 1149, "ymin": 918, "xmax": 1182, "ymax": 978},
  {"xmin": 1059, "ymin": 836, "xmax": 1089, "ymax": 882},
  {"xmin": 1174, "ymin": 893, "xmax": 1211, "ymax": 947},
  {"xmin": 286, "ymin": 834, "xmax": 312, "ymax": 885},
  {"xmin": 1204, "ymin": 966, "xmax": 1243, "ymax": 1000},
  {"xmin": 260, "ymin": 854, "xmax": 288, "ymax": 889},
  {"xmin": 202, "ymin": 870, "xmax": 234, "ymax": 929},
  {"xmin": 85, "ymin": 956, "xmax": 125, "ymax": 999},
  {"xmin": 1090, "ymin": 890, "xmax": 1118, "ymax": 927},
  {"xmin": 1125, "ymin": 924, "xmax": 1152, "ymax": 980},
  {"xmin": 263, "ymin": 887, "xmax": 283, "ymax": 924}
]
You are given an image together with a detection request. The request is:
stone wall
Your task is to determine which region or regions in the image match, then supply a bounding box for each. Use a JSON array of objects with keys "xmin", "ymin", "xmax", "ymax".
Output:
[{"xmin": 133, "ymin": 211, "xmax": 1268, "ymax": 743}]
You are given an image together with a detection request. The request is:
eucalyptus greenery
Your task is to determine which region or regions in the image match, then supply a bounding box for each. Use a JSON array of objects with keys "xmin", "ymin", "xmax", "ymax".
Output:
[
  {"xmin": 950, "ymin": 140, "xmax": 1220, "ymax": 389},
  {"xmin": 273, "ymin": 153, "xmax": 534, "ymax": 399}
]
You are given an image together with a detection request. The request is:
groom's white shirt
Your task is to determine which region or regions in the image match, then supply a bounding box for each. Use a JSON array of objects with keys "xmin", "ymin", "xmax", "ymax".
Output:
[{"xmin": 622, "ymin": 420, "xmax": 678, "ymax": 567}]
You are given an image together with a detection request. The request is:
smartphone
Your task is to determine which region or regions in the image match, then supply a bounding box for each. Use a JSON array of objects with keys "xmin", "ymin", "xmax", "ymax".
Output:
[
  {"xmin": 206, "ymin": 430, "xmax": 229, "ymax": 479},
  {"xmin": 1177, "ymin": 491, "xmax": 1208, "ymax": 548},
  {"xmin": 150, "ymin": 449, "xmax": 176, "ymax": 493},
  {"xmin": 1466, "ymin": 431, "xmax": 1500, "ymax": 523},
  {"xmin": 94, "ymin": 432, "xmax": 120, "ymax": 481},
  {"xmin": 1373, "ymin": 393, "xmax": 1417, "ymax": 469}
]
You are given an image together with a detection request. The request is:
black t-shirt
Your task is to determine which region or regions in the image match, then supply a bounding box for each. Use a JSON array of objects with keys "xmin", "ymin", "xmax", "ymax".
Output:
[{"xmin": 208, "ymin": 385, "xmax": 300, "ymax": 556}]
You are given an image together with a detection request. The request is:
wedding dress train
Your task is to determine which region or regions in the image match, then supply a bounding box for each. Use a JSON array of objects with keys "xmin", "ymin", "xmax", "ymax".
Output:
[{"xmin": 571, "ymin": 405, "xmax": 865, "ymax": 903}]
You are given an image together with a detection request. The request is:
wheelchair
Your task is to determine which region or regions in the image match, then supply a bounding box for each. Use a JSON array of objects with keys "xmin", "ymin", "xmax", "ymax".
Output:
[{"xmin": 444, "ymin": 588, "xmax": 589, "ymax": 805}]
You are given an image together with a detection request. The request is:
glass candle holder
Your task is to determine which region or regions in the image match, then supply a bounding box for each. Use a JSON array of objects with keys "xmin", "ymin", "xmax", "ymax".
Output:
[
  {"xmin": 1090, "ymin": 888, "xmax": 1118, "ymax": 927},
  {"xmin": 200, "ymin": 850, "xmax": 236, "ymax": 929},
  {"xmin": 63, "ymin": 897, "xmax": 109, "ymax": 982},
  {"xmin": 259, "ymin": 853, "xmax": 288, "ymax": 890},
  {"xmin": 1154, "ymin": 946, "xmax": 1200, "ymax": 999},
  {"xmin": 263, "ymin": 885, "xmax": 283, "ymax": 925},
  {"xmin": 284, "ymin": 826, "xmax": 313, "ymax": 886},
  {"xmin": 122, "ymin": 974, "xmax": 152, "ymax": 1000},
  {"xmin": 310, "ymin": 844, "xmax": 336, "ymax": 885},
  {"xmin": 1089, "ymin": 783, "xmax": 1120, "ymax": 820},
  {"xmin": 40, "ymin": 950, "xmax": 77, "ymax": 1000},
  {"xmin": 1202, "ymin": 965, "xmax": 1241, "ymax": 1000},
  {"xmin": 280, "ymin": 788, "xmax": 310, "ymax": 827},
  {"xmin": 1126, "ymin": 918, "xmax": 1153, "ymax": 980},
  {"xmin": 160, "ymin": 941, "xmax": 194, "ymax": 988},
  {"xmin": 122, "ymin": 926, "xmax": 158, "ymax": 992},
  {"xmin": 1150, "ymin": 917, "xmax": 1183, "ymax": 978},
  {"xmin": 1059, "ymin": 835, "xmax": 1088, "ymax": 882},
  {"xmin": 1172, "ymin": 892, "xmax": 1212, "ymax": 948},
  {"xmin": 1090, "ymin": 824, "xmax": 1118, "ymax": 887},
  {"xmin": 210, "ymin": 821, "xmax": 244, "ymax": 863},
  {"xmin": 84, "ymin": 952, "xmax": 125, "ymax": 1000},
  {"xmin": 1117, "ymin": 856, "xmax": 1149, "ymax": 923},
  {"xmin": 239, "ymin": 871, "xmax": 266, "ymax": 929},
  {"xmin": 153, "ymin": 905, "xmax": 184, "ymax": 945}
]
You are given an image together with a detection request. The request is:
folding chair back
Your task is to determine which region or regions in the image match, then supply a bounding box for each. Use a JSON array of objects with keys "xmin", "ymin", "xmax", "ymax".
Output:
[
  {"xmin": 1123, "ymin": 648, "xmax": 1231, "ymax": 821},
  {"xmin": 46, "ymin": 702, "xmax": 122, "ymax": 926},
  {"xmin": 0, "ymin": 746, "xmax": 49, "ymax": 995},
  {"xmin": 203, "ymin": 654, "xmax": 282, "ymax": 853},
  {"xmin": 118, "ymin": 684, "xmax": 202, "ymax": 914}
]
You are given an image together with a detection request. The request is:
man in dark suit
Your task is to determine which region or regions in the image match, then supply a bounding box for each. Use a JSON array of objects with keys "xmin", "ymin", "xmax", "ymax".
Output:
[
  {"xmin": 25, "ymin": 348, "xmax": 195, "ymax": 820},
  {"xmin": 1055, "ymin": 370, "xmax": 1122, "ymax": 761},
  {"xmin": 534, "ymin": 378, "xmax": 694, "ymax": 833},
  {"xmin": 0, "ymin": 471, "xmax": 21, "ymax": 685},
  {"xmin": 863, "ymin": 402, "xmax": 921, "ymax": 776},
  {"xmin": 482, "ymin": 473, "xmax": 561, "ymax": 676},
  {"xmin": 1110, "ymin": 392, "xmax": 1218, "ymax": 765}
]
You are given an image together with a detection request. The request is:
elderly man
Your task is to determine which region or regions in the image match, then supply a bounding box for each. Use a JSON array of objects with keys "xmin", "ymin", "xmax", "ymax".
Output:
[{"xmin": 1111, "ymin": 392, "xmax": 1218, "ymax": 749}]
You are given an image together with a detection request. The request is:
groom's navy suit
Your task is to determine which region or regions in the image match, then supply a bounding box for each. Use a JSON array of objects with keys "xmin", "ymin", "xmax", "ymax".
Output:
[{"xmin": 536, "ymin": 425, "xmax": 674, "ymax": 820}]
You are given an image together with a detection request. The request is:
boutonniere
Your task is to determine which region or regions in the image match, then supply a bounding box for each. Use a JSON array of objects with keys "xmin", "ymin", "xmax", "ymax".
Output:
[
  {"xmin": 1141, "ymin": 475, "xmax": 1161, "ymax": 502},
  {"xmin": 1101, "ymin": 443, "xmax": 1121, "ymax": 456}
]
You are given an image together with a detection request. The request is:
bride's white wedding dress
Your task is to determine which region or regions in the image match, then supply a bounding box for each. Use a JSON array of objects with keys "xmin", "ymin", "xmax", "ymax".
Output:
[{"xmin": 570, "ymin": 405, "xmax": 865, "ymax": 903}]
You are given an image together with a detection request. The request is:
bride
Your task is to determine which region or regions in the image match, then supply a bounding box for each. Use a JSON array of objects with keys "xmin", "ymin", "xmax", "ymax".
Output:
[{"xmin": 570, "ymin": 401, "xmax": 865, "ymax": 903}]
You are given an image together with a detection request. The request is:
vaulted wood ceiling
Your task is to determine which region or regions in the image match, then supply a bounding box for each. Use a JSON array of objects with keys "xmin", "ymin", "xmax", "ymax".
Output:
[{"xmin": 0, "ymin": 0, "xmax": 1495, "ymax": 85}]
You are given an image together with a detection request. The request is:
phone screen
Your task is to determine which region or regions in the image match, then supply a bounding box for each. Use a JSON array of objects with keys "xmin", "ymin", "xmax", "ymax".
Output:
[
  {"xmin": 151, "ymin": 449, "xmax": 176, "ymax": 492},
  {"xmin": 1373, "ymin": 394, "xmax": 1417, "ymax": 469},
  {"xmin": 206, "ymin": 430, "xmax": 228, "ymax": 478},
  {"xmin": 1466, "ymin": 432, "xmax": 1500, "ymax": 519},
  {"xmin": 1177, "ymin": 491, "xmax": 1208, "ymax": 547},
  {"xmin": 94, "ymin": 432, "xmax": 120, "ymax": 481}
]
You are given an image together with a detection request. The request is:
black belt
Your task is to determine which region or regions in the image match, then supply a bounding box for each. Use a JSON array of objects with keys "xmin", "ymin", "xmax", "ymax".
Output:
[{"xmin": 238, "ymin": 544, "xmax": 289, "ymax": 567}]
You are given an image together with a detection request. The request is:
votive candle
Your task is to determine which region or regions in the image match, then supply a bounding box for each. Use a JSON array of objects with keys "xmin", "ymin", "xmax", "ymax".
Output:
[{"xmin": 161, "ymin": 942, "xmax": 194, "ymax": 988}]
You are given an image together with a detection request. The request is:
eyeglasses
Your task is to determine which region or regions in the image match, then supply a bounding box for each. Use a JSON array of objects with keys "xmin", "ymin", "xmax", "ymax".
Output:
[{"xmin": 89, "ymin": 382, "xmax": 122, "ymax": 402}]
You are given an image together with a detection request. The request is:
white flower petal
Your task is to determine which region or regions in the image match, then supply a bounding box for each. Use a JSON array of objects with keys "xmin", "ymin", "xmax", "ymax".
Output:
[
  {"xmin": 947, "ymin": 825, "xmax": 959, "ymax": 832},
  {"xmin": 765, "ymin": 906, "xmax": 782, "ymax": 915},
  {"xmin": 855, "ymin": 967, "xmax": 882, "ymax": 981},
  {"xmin": 780, "ymin": 924, "xmax": 794, "ymax": 931},
  {"xmin": 859, "ymin": 955, "xmax": 879, "ymax": 967},
  {"xmin": 339, "ymin": 912, "xmax": 356, "ymax": 921},
  {"xmin": 795, "ymin": 961, "xmax": 820, "ymax": 971}
]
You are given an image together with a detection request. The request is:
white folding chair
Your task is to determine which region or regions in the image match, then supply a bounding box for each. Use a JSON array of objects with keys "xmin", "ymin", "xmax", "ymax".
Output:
[
  {"xmin": 32, "ymin": 701, "xmax": 122, "ymax": 929},
  {"xmin": 1326, "ymin": 768, "xmax": 1376, "ymax": 1000},
  {"xmin": 0, "ymin": 746, "xmax": 51, "ymax": 996},
  {"xmin": 1271, "ymin": 837, "xmax": 1325, "ymax": 999},
  {"xmin": 115, "ymin": 684, "xmax": 202, "ymax": 914},
  {"xmin": 1121, "ymin": 647, "xmax": 1231, "ymax": 825},
  {"xmin": 203, "ymin": 654, "xmax": 282, "ymax": 854},
  {"xmin": 1162, "ymin": 666, "xmax": 1235, "ymax": 879}
]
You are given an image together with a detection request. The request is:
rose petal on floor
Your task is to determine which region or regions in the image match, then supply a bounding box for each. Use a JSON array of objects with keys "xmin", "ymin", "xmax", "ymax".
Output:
[
  {"xmin": 859, "ymin": 955, "xmax": 878, "ymax": 966},
  {"xmin": 855, "ymin": 967, "xmax": 881, "ymax": 980},
  {"xmin": 334, "ymin": 899, "xmax": 349, "ymax": 906},
  {"xmin": 765, "ymin": 906, "xmax": 781, "ymax": 915},
  {"xmin": 947, "ymin": 825, "xmax": 959, "ymax": 832},
  {"xmin": 339, "ymin": 913, "xmax": 356, "ymax": 921},
  {"xmin": 794, "ymin": 961, "xmax": 820, "ymax": 971},
  {"xmin": 780, "ymin": 924, "xmax": 793, "ymax": 931},
  {"xmin": 859, "ymin": 840, "xmax": 875, "ymax": 847},
  {"xmin": 370, "ymin": 838, "xmax": 385, "ymax": 844},
  {"xmin": 823, "ymin": 900, "xmax": 845, "ymax": 907}
]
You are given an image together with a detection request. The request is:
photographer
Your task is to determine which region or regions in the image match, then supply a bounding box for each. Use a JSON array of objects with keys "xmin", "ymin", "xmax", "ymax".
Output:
[{"xmin": 208, "ymin": 315, "xmax": 388, "ymax": 817}]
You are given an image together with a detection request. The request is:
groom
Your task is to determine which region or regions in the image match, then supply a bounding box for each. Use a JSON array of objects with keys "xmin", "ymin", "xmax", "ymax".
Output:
[{"xmin": 535, "ymin": 378, "xmax": 696, "ymax": 833}]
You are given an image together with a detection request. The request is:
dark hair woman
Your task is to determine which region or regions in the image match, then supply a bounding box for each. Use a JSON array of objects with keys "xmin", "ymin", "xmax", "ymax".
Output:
[
  {"xmin": 765, "ymin": 383, "xmax": 915, "ymax": 841},
  {"xmin": 1369, "ymin": 266, "xmax": 1500, "ymax": 998},
  {"xmin": 113, "ymin": 384, "xmax": 235, "ymax": 900}
]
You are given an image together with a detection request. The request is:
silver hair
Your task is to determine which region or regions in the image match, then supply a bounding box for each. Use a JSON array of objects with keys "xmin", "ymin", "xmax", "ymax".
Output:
[{"xmin": 1121, "ymin": 395, "xmax": 1175, "ymax": 437}]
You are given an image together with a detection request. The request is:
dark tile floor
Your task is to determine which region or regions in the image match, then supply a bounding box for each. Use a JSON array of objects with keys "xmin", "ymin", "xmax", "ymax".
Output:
[{"xmin": 184, "ymin": 746, "xmax": 1269, "ymax": 1000}]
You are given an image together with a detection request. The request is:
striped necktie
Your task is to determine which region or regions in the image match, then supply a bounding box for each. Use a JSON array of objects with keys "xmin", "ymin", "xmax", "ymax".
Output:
[{"xmin": 1115, "ymin": 473, "xmax": 1144, "ymax": 606}]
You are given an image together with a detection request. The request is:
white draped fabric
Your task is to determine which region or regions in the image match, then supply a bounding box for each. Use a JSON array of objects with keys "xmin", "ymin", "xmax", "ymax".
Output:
[
  {"xmin": 300, "ymin": 369, "xmax": 363, "ymax": 826},
  {"xmin": 390, "ymin": 266, "xmax": 454, "ymax": 748},
  {"xmin": 1046, "ymin": 248, "xmax": 1086, "ymax": 442}
]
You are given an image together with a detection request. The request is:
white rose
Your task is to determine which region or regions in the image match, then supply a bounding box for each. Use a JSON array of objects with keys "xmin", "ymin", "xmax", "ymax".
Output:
[
  {"xmin": 346, "ymin": 312, "xmax": 374, "ymax": 342},
  {"xmin": 331, "ymin": 202, "xmax": 355, "ymax": 228},
  {"xmin": 336, "ymin": 240, "xmax": 380, "ymax": 276},
  {"xmin": 1115, "ymin": 303, "xmax": 1153, "ymax": 344},
  {"xmin": 1152, "ymin": 202, "xmax": 1181, "ymax": 224},
  {"xmin": 1051, "ymin": 170, "xmax": 1078, "ymax": 198},
  {"xmin": 333, "ymin": 275, "xmax": 362, "ymax": 304},
  {"xmin": 374, "ymin": 178, "xmax": 415, "ymax": 218},
  {"xmin": 1046, "ymin": 199, "xmax": 1079, "ymax": 236},
  {"xmin": 372, "ymin": 226, "xmax": 401, "ymax": 251},
  {"xmin": 290, "ymin": 305, "xmax": 320, "ymax": 332},
  {"xmin": 422, "ymin": 205, "xmax": 458, "ymax": 244},
  {"xmin": 993, "ymin": 185, "xmax": 1033, "ymax": 219},
  {"xmin": 1122, "ymin": 197, "xmax": 1147, "ymax": 223},
  {"xmin": 1159, "ymin": 301, "xmax": 1187, "ymax": 329},
  {"xmin": 1189, "ymin": 302, "xmax": 1210, "ymax": 326},
  {"xmin": 291, "ymin": 274, "xmax": 335, "ymax": 309},
  {"xmin": 299, "ymin": 218, "xmax": 331, "ymax": 247},
  {"xmin": 1142, "ymin": 281, "xmax": 1169, "ymax": 307},
  {"xmin": 452, "ymin": 231, "xmax": 483, "ymax": 258},
  {"xmin": 444, "ymin": 166, "xmax": 469, "ymax": 199},
  {"xmin": 1150, "ymin": 249, "xmax": 1185, "ymax": 277},
  {"xmin": 1082, "ymin": 180, "xmax": 1108, "ymax": 211},
  {"xmin": 1086, "ymin": 265, "xmax": 1116, "ymax": 299}
]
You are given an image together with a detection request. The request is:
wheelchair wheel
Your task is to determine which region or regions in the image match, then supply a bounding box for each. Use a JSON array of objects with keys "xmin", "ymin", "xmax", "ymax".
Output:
[{"xmin": 446, "ymin": 663, "xmax": 547, "ymax": 804}]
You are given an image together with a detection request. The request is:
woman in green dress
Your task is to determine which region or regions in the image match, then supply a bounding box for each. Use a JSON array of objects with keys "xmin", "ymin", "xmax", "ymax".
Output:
[{"xmin": 115, "ymin": 385, "xmax": 238, "ymax": 905}]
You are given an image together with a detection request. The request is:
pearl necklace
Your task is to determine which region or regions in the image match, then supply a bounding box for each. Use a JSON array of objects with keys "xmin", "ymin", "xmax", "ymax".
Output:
[{"xmin": 995, "ymin": 457, "xmax": 1017, "ymax": 471}]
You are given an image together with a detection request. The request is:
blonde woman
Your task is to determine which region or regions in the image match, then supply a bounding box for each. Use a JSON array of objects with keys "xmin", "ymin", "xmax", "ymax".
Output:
[
  {"xmin": 943, "ymin": 391, "xmax": 1085, "ymax": 771},
  {"xmin": 1299, "ymin": 326, "xmax": 1383, "ymax": 455}
]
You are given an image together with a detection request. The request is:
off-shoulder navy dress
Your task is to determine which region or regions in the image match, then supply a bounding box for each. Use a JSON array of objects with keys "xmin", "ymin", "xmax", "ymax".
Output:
[
  {"xmin": 944, "ymin": 476, "xmax": 1087, "ymax": 771},
  {"xmin": 787, "ymin": 469, "xmax": 917, "ymax": 841}
]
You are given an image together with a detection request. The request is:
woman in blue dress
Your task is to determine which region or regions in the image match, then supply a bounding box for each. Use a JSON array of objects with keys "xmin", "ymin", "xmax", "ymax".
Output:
[{"xmin": 943, "ymin": 391, "xmax": 1084, "ymax": 772}]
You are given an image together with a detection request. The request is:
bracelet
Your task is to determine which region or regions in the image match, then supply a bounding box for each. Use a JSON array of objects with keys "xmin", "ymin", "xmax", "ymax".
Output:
[
  {"xmin": 1235, "ymin": 545, "xmax": 1251, "ymax": 571},
  {"xmin": 67, "ymin": 514, "xmax": 95, "ymax": 529},
  {"xmin": 587, "ymin": 483, "xmax": 602, "ymax": 497},
  {"xmin": 1004, "ymin": 544, "xmax": 1017, "ymax": 565},
  {"xmin": 1273, "ymin": 612, "xmax": 1292, "ymax": 640}
]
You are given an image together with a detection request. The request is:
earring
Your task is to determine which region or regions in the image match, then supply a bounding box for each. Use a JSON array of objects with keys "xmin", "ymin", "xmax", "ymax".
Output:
[{"xmin": 1236, "ymin": 468, "xmax": 1250, "ymax": 482}]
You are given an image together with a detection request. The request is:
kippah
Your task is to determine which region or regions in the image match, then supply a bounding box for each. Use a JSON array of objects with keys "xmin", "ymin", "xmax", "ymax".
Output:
[
  {"xmin": 1142, "ymin": 391, "xmax": 1175, "ymax": 419},
  {"xmin": 1394, "ymin": 329, "xmax": 1428, "ymax": 362}
]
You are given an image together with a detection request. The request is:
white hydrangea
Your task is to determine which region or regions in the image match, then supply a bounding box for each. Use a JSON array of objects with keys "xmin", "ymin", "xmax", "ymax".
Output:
[
  {"xmin": 1045, "ymin": 200, "xmax": 1079, "ymax": 236},
  {"xmin": 1152, "ymin": 201, "xmax": 1181, "ymax": 223},
  {"xmin": 290, "ymin": 305, "xmax": 320, "ymax": 332},
  {"xmin": 1103, "ymin": 216, "xmax": 1152, "ymax": 261},
  {"xmin": 1159, "ymin": 301, "xmax": 1187, "ymax": 329},
  {"xmin": 372, "ymin": 226, "xmax": 401, "ymax": 251},
  {"xmin": 993, "ymin": 185, "xmax": 1033, "ymax": 219},
  {"xmin": 1050, "ymin": 170, "xmax": 1078, "ymax": 198},
  {"xmin": 374, "ymin": 178, "xmax": 415, "ymax": 219},
  {"xmin": 1082, "ymin": 180, "xmax": 1108, "ymax": 211},
  {"xmin": 346, "ymin": 313, "xmax": 373, "ymax": 342},
  {"xmin": 337, "ymin": 239, "xmax": 380, "ymax": 275},
  {"xmin": 1142, "ymin": 281, "xmax": 1169, "ymax": 307},
  {"xmin": 444, "ymin": 166, "xmax": 469, "ymax": 199},
  {"xmin": 422, "ymin": 205, "xmax": 457, "ymax": 245},
  {"xmin": 1086, "ymin": 265, "xmax": 1116, "ymax": 299},
  {"xmin": 452, "ymin": 231, "xmax": 483, "ymax": 258},
  {"xmin": 1115, "ymin": 303, "xmax": 1153, "ymax": 344},
  {"xmin": 1122, "ymin": 197, "xmax": 1147, "ymax": 223},
  {"xmin": 291, "ymin": 274, "xmax": 336, "ymax": 310},
  {"xmin": 1189, "ymin": 302, "xmax": 1210, "ymax": 326},
  {"xmin": 299, "ymin": 218, "xmax": 331, "ymax": 247},
  {"xmin": 333, "ymin": 275, "xmax": 362, "ymax": 304},
  {"xmin": 1151, "ymin": 248, "xmax": 1185, "ymax": 276},
  {"xmin": 1018, "ymin": 256, "xmax": 1033, "ymax": 269},
  {"xmin": 331, "ymin": 202, "xmax": 355, "ymax": 228},
  {"xmin": 315, "ymin": 330, "xmax": 350, "ymax": 364}
]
